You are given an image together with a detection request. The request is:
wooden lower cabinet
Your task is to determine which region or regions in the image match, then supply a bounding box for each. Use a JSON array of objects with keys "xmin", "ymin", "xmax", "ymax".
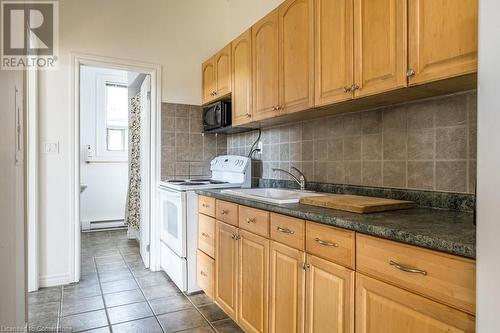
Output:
[
  {"xmin": 269, "ymin": 241, "xmax": 306, "ymax": 333},
  {"xmin": 355, "ymin": 273, "xmax": 475, "ymax": 333},
  {"xmin": 215, "ymin": 221, "xmax": 239, "ymax": 320},
  {"xmin": 238, "ymin": 230, "xmax": 270, "ymax": 333},
  {"xmin": 305, "ymin": 254, "xmax": 355, "ymax": 333}
]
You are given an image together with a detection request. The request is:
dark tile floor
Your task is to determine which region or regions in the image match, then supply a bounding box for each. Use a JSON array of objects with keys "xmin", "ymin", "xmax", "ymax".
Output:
[{"xmin": 28, "ymin": 230, "xmax": 243, "ymax": 333}]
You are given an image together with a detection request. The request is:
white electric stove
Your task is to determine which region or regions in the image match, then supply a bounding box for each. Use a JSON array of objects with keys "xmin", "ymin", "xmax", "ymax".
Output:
[{"xmin": 158, "ymin": 155, "xmax": 251, "ymax": 293}]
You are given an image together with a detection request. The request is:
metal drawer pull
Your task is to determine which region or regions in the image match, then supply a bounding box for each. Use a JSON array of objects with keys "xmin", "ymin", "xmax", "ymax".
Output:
[
  {"xmin": 200, "ymin": 270, "xmax": 208, "ymax": 277},
  {"xmin": 201, "ymin": 203, "xmax": 209, "ymax": 208},
  {"xmin": 246, "ymin": 217, "xmax": 256, "ymax": 224},
  {"xmin": 221, "ymin": 209, "xmax": 229, "ymax": 215},
  {"xmin": 315, "ymin": 238, "xmax": 338, "ymax": 247},
  {"xmin": 276, "ymin": 226, "xmax": 294, "ymax": 234},
  {"xmin": 201, "ymin": 232, "xmax": 210, "ymax": 238},
  {"xmin": 389, "ymin": 260, "xmax": 427, "ymax": 276},
  {"xmin": 231, "ymin": 234, "xmax": 240, "ymax": 240}
]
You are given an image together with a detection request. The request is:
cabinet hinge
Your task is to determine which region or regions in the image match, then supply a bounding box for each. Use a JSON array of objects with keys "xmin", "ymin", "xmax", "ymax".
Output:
[{"xmin": 146, "ymin": 244, "xmax": 150, "ymax": 252}]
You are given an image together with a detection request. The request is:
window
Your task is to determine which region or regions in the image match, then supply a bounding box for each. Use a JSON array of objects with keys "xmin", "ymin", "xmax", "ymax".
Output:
[{"xmin": 105, "ymin": 83, "xmax": 128, "ymax": 151}]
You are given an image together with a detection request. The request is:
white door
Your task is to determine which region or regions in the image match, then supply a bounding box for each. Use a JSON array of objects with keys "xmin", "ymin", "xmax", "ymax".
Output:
[{"xmin": 139, "ymin": 75, "xmax": 151, "ymax": 267}]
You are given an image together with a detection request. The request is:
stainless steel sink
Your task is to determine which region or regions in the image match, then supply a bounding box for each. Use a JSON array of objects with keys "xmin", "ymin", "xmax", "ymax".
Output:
[{"xmin": 221, "ymin": 188, "xmax": 323, "ymax": 204}]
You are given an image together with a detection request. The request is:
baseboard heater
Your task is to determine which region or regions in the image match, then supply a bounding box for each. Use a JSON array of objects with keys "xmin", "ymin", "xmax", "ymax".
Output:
[{"xmin": 81, "ymin": 219, "xmax": 127, "ymax": 231}]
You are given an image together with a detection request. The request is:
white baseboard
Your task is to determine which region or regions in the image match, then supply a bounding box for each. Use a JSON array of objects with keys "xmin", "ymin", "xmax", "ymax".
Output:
[{"xmin": 39, "ymin": 273, "xmax": 71, "ymax": 288}]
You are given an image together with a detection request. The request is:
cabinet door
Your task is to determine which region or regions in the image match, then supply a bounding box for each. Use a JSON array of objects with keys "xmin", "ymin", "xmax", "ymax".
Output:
[
  {"xmin": 355, "ymin": 273, "xmax": 475, "ymax": 333},
  {"xmin": 353, "ymin": 0, "xmax": 407, "ymax": 97},
  {"xmin": 215, "ymin": 221, "xmax": 239, "ymax": 320},
  {"xmin": 279, "ymin": 0, "xmax": 314, "ymax": 114},
  {"xmin": 202, "ymin": 57, "xmax": 216, "ymax": 104},
  {"xmin": 269, "ymin": 241, "xmax": 305, "ymax": 333},
  {"xmin": 408, "ymin": 0, "xmax": 478, "ymax": 85},
  {"xmin": 315, "ymin": 0, "xmax": 354, "ymax": 106},
  {"xmin": 215, "ymin": 44, "xmax": 232, "ymax": 97},
  {"xmin": 238, "ymin": 230, "xmax": 269, "ymax": 333},
  {"xmin": 232, "ymin": 29, "xmax": 253, "ymax": 126},
  {"xmin": 252, "ymin": 9, "xmax": 280, "ymax": 121},
  {"xmin": 305, "ymin": 254, "xmax": 354, "ymax": 333}
]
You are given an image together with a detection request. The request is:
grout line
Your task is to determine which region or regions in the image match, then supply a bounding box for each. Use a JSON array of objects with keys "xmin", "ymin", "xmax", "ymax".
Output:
[{"xmin": 95, "ymin": 242, "xmax": 115, "ymax": 333}]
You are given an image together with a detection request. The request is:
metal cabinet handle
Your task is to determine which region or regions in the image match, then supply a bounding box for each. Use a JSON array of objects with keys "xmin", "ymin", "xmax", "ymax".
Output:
[
  {"xmin": 201, "ymin": 232, "xmax": 210, "ymax": 238},
  {"xmin": 246, "ymin": 217, "xmax": 256, "ymax": 224},
  {"xmin": 389, "ymin": 260, "xmax": 427, "ymax": 276},
  {"xmin": 221, "ymin": 209, "xmax": 229, "ymax": 215},
  {"xmin": 406, "ymin": 68, "xmax": 416, "ymax": 77},
  {"xmin": 315, "ymin": 238, "xmax": 338, "ymax": 247},
  {"xmin": 201, "ymin": 203, "xmax": 209, "ymax": 208},
  {"xmin": 200, "ymin": 270, "xmax": 208, "ymax": 277},
  {"xmin": 351, "ymin": 84, "xmax": 360, "ymax": 91},
  {"xmin": 302, "ymin": 262, "xmax": 310, "ymax": 270},
  {"xmin": 231, "ymin": 234, "xmax": 240, "ymax": 240},
  {"xmin": 276, "ymin": 226, "xmax": 294, "ymax": 234},
  {"xmin": 343, "ymin": 86, "xmax": 352, "ymax": 93},
  {"xmin": 246, "ymin": 113, "xmax": 251, "ymax": 118}
]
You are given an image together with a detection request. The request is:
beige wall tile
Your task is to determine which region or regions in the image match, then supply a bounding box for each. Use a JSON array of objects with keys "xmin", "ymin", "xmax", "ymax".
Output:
[
  {"xmin": 290, "ymin": 144, "xmax": 302, "ymax": 162},
  {"xmin": 383, "ymin": 106, "xmax": 407, "ymax": 131},
  {"xmin": 289, "ymin": 124, "xmax": 302, "ymax": 142},
  {"xmin": 362, "ymin": 161, "xmax": 382, "ymax": 186},
  {"xmin": 175, "ymin": 133, "xmax": 189, "ymax": 146},
  {"xmin": 406, "ymin": 100, "xmax": 434, "ymax": 129},
  {"xmin": 343, "ymin": 136, "xmax": 361, "ymax": 161},
  {"xmin": 435, "ymin": 126, "xmax": 467, "ymax": 159},
  {"xmin": 362, "ymin": 134, "xmax": 382, "ymax": 161},
  {"xmin": 327, "ymin": 162, "xmax": 345, "ymax": 183},
  {"xmin": 407, "ymin": 161, "xmax": 434, "ymax": 190},
  {"xmin": 314, "ymin": 161, "xmax": 328, "ymax": 183},
  {"xmin": 383, "ymin": 132, "xmax": 407, "ymax": 160},
  {"xmin": 383, "ymin": 161, "xmax": 406, "ymax": 188},
  {"xmin": 302, "ymin": 141, "xmax": 314, "ymax": 161},
  {"xmin": 345, "ymin": 161, "xmax": 362, "ymax": 185},
  {"xmin": 314, "ymin": 139, "xmax": 328, "ymax": 161},
  {"xmin": 469, "ymin": 160, "xmax": 476, "ymax": 193},
  {"xmin": 327, "ymin": 138, "xmax": 343, "ymax": 161},
  {"xmin": 435, "ymin": 161, "xmax": 467, "ymax": 192},
  {"xmin": 407, "ymin": 129, "xmax": 434, "ymax": 160},
  {"xmin": 434, "ymin": 93, "xmax": 467, "ymax": 127},
  {"xmin": 361, "ymin": 109, "xmax": 382, "ymax": 134},
  {"xmin": 469, "ymin": 124, "xmax": 477, "ymax": 159},
  {"xmin": 279, "ymin": 143, "xmax": 290, "ymax": 161}
]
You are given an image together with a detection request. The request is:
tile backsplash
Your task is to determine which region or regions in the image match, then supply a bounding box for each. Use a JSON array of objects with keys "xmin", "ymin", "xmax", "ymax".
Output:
[
  {"xmin": 227, "ymin": 91, "xmax": 477, "ymax": 194},
  {"xmin": 161, "ymin": 103, "xmax": 226, "ymax": 179}
]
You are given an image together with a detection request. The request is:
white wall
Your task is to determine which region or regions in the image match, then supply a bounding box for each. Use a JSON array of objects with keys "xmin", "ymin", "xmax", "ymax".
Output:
[
  {"xmin": 38, "ymin": 0, "xmax": 230, "ymax": 286},
  {"xmin": 476, "ymin": 0, "xmax": 500, "ymax": 331},
  {"xmin": 0, "ymin": 71, "xmax": 26, "ymax": 326},
  {"xmin": 37, "ymin": 0, "xmax": 285, "ymax": 286},
  {"xmin": 80, "ymin": 66, "xmax": 129, "ymax": 224}
]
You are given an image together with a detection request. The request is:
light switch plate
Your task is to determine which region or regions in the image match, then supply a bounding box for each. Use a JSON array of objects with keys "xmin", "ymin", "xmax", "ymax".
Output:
[{"xmin": 45, "ymin": 141, "xmax": 59, "ymax": 154}]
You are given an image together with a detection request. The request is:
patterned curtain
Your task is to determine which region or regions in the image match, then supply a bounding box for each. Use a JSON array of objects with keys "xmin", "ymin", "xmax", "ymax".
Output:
[{"xmin": 125, "ymin": 94, "xmax": 141, "ymax": 230}]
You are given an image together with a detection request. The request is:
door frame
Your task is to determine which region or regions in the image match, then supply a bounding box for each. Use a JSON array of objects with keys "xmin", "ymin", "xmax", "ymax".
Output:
[{"xmin": 70, "ymin": 53, "xmax": 162, "ymax": 283}]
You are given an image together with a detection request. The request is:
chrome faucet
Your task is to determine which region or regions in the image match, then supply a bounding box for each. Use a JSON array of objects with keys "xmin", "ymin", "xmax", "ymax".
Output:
[{"xmin": 272, "ymin": 166, "xmax": 307, "ymax": 191}]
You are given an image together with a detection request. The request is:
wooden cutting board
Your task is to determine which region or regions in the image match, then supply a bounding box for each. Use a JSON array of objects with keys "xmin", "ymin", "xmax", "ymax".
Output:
[{"xmin": 299, "ymin": 194, "xmax": 414, "ymax": 214}]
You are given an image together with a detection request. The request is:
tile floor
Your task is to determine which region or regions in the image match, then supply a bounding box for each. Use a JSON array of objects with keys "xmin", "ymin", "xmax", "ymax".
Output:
[{"xmin": 28, "ymin": 230, "xmax": 243, "ymax": 333}]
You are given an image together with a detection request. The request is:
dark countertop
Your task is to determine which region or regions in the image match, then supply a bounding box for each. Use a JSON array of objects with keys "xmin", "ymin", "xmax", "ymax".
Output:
[{"xmin": 196, "ymin": 189, "xmax": 476, "ymax": 259}]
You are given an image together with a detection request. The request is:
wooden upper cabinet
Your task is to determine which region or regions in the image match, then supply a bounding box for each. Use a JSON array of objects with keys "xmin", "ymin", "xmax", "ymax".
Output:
[
  {"xmin": 238, "ymin": 230, "xmax": 269, "ymax": 333},
  {"xmin": 356, "ymin": 273, "xmax": 475, "ymax": 333},
  {"xmin": 408, "ymin": 0, "xmax": 478, "ymax": 85},
  {"xmin": 305, "ymin": 254, "xmax": 354, "ymax": 333},
  {"xmin": 353, "ymin": 0, "xmax": 407, "ymax": 98},
  {"xmin": 215, "ymin": 44, "xmax": 232, "ymax": 97},
  {"xmin": 202, "ymin": 57, "xmax": 216, "ymax": 104},
  {"xmin": 232, "ymin": 29, "xmax": 253, "ymax": 126},
  {"xmin": 252, "ymin": 9, "xmax": 280, "ymax": 121},
  {"xmin": 315, "ymin": 0, "xmax": 354, "ymax": 106},
  {"xmin": 279, "ymin": 0, "xmax": 314, "ymax": 114},
  {"xmin": 215, "ymin": 221, "xmax": 239, "ymax": 320},
  {"xmin": 269, "ymin": 241, "xmax": 306, "ymax": 333}
]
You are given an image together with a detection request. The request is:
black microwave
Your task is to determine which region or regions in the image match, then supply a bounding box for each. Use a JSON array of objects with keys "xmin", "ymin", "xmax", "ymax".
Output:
[{"xmin": 203, "ymin": 101, "xmax": 231, "ymax": 132}]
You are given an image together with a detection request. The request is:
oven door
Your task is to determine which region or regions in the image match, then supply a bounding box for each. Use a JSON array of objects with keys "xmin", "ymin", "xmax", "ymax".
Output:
[{"xmin": 159, "ymin": 187, "xmax": 187, "ymax": 258}]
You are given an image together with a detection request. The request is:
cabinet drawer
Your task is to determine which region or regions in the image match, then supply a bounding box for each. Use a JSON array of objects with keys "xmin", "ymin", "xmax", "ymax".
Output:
[
  {"xmin": 199, "ymin": 196, "xmax": 216, "ymax": 217},
  {"xmin": 216, "ymin": 200, "xmax": 238, "ymax": 226},
  {"xmin": 198, "ymin": 214, "xmax": 215, "ymax": 258},
  {"xmin": 306, "ymin": 222, "xmax": 355, "ymax": 269},
  {"xmin": 270, "ymin": 213, "xmax": 305, "ymax": 251},
  {"xmin": 356, "ymin": 234, "xmax": 476, "ymax": 314},
  {"xmin": 238, "ymin": 205, "xmax": 270, "ymax": 237},
  {"xmin": 197, "ymin": 250, "xmax": 215, "ymax": 299}
]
